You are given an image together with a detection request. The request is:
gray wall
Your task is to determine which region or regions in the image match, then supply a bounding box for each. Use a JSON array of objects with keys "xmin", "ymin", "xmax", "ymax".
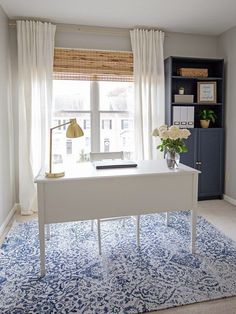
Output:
[
  {"xmin": 55, "ymin": 27, "xmax": 219, "ymax": 58},
  {"xmin": 55, "ymin": 28, "xmax": 132, "ymax": 51},
  {"xmin": 165, "ymin": 32, "xmax": 218, "ymax": 58},
  {"xmin": 218, "ymin": 26, "xmax": 236, "ymax": 199},
  {"xmin": 0, "ymin": 6, "xmax": 16, "ymax": 230}
]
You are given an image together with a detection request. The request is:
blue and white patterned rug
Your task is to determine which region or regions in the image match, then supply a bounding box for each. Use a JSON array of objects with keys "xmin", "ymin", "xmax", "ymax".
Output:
[{"xmin": 1, "ymin": 211, "xmax": 236, "ymax": 314}]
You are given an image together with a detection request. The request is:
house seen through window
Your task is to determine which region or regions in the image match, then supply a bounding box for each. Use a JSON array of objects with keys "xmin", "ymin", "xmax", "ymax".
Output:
[{"xmin": 52, "ymin": 80, "xmax": 134, "ymax": 167}]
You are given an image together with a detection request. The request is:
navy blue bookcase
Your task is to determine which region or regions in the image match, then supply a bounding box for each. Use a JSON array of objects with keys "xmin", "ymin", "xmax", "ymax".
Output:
[{"xmin": 164, "ymin": 56, "xmax": 224, "ymax": 199}]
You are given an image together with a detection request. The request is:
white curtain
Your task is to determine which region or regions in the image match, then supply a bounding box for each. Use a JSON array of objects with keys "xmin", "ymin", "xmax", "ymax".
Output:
[
  {"xmin": 130, "ymin": 29, "xmax": 165, "ymax": 160},
  {"xmin": 17, "ymin": 21, "xmax": 56, "ymax": 214}
]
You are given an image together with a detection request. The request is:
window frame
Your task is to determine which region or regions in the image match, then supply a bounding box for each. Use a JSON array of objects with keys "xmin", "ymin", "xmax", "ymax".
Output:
[{"xmin": 53, "ymin": 80, "xmax": 133, "ymax": 156}]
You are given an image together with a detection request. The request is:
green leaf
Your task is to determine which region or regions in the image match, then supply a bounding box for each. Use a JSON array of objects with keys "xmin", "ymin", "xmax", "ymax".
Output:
[{"xmin": 199, "ymin": 108, "xmax": 217, "ymax": 123}]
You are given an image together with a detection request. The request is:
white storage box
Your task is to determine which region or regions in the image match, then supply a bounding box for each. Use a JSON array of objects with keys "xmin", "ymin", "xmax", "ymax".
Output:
[{"xmin": 173, "ymin": 106, "xmax": 195, "ymax": 128}]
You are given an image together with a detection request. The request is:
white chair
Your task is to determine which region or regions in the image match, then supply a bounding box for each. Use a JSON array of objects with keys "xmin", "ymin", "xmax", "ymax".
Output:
[
  {"xmin": 90, "ymin": 151, "xmax": 140, "ymax": 255},
  {"xmin": 90, "ymin": 151, "xmax": 124, "ymax": 162}
]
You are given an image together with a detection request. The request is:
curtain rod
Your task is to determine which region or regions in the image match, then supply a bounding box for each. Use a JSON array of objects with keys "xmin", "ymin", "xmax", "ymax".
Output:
[
  {"xmin": 8, "ymin": 20, "xmax": 165, "ymax": 37},
  {"xmin": 9, "ymin": 20, "xmax": 129, "ymax": 36}
]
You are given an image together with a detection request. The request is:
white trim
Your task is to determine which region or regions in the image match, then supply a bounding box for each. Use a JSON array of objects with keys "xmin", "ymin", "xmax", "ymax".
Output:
[
  {"xmin": 0, "ymin": 203, "xmax": 19, "ymax": 238},
  {"xmin": 223, "ymin": 194, "xmax": 236, "ymax": 206}
]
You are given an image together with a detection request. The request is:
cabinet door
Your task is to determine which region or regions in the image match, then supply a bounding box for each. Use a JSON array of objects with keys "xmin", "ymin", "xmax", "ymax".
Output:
[
  {"xmin": 197, "ymin": 128, "xmax": 224, "ymax": 198},
  {"xmin": 180, "ymin": 129, "xmax": 197, "ymax": 169}
]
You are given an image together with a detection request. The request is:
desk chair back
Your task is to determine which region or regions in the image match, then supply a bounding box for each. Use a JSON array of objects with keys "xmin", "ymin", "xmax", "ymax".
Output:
[{"xmin": 90, "ymin": 151, "xmax": 124, "ymax": 162}]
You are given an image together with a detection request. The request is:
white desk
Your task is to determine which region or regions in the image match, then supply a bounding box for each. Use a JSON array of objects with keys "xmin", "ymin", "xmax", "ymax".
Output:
[{"xmin": 36, "ymin": 160, "xmax": 199, "ymax": 276}]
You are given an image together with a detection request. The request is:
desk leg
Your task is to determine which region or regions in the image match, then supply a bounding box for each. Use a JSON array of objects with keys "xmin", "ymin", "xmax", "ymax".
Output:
[
  {"xmin": 39, "ymin": 220, "xmax": 46, "ymax": 276},
  {"xmin": 191, "ymin": 173, "xmax": 198, "ymax": 254},
  {"xmin": 46, "ymin": 224, "xmax": 50, "ymax": 240},
  {"xmin": 166, "ymin": 212, "xmax": 170, "ymax": 226}
]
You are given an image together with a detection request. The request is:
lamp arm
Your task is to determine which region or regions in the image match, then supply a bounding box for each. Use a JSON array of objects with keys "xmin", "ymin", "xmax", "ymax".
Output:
[{"xmin": 50, "ymin": 121, "xmax": 71, "ymax": 131}]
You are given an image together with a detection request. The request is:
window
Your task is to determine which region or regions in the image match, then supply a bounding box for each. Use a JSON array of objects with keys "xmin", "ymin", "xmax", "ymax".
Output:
[
  {"xmin": 121, "ymin": 119, "xmax": 133, "ymax": 130},
  {"xmin": 57, "ymin": 119, "xmax": 61, "ymax": 130},
  {"xmin": 62, "ymin": 119, "xmax": 67, "ymax": 130},
  {"xmin": 85, "ymin": 137, "xmax": 90, "ymax": 147},
  {"xmin": 122, "ymin": 137, "xmax": 126, "ymax": 147},
  {"xmin": 102, "ymin": 119, "xmax": 112, "ymax": 130},
  {"xmin": 52, "ymin": 48, "xmax": 134, "ymax": 166},
  {"xmin": 83, "ymin": 119, "xmax": 90, "ymax": 130},
  {"xmin": 104, "ymin": 138, "xmax": 110, "ymax": 152},
  {"xmin": 66, "ymin": 140, "xmax": 72, "ymax": 154}
]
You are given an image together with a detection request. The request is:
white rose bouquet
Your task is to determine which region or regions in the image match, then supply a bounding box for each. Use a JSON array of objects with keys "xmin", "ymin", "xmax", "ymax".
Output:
[{"xmin": 152, "ymin": 125, "xmax": 191, "ymax": 154}]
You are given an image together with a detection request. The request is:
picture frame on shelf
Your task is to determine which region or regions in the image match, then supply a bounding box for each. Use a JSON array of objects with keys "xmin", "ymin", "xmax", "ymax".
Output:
[{"xmin": 197, "ymin": 81, "xmax": 217, "ymax": 103}]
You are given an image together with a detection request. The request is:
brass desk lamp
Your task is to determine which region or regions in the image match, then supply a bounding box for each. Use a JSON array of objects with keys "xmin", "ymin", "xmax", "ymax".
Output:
[{"xmin": 45, "ymin": 118, "xmax": 84, "ymax": 178}]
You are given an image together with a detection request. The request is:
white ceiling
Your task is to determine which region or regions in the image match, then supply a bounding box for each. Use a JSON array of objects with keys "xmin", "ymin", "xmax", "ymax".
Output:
[{"xmin": 1, "ymin": 0, "xmax": 236, "ymax": 35}]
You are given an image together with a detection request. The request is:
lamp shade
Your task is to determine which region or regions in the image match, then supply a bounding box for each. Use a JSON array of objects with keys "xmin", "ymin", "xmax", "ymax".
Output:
[{"xmin": 66, "ymin": 119, "xmax": 84, "ymax": 138}]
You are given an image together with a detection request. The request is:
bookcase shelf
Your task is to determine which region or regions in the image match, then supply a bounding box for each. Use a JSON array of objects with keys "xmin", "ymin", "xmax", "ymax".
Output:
[
  {"xmin": 172, "ymin": 76, "xmax": 223, "ymax": 81},
  {"xmin": 165, "ymin": 56, "xmax": 225, "ymax": 199},
  {"xmin": 171, "ymin": 102, "xmax": 222, "ymax": 106}
]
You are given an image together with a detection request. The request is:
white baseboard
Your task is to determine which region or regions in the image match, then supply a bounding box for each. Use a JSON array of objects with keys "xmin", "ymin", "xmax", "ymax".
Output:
[
  {"xmin": 223, "ymin": 194, "xmax": 236, "ymax": 206},
  {"xmin": 0, "ymin": 203, "xmax": 19, "ymax": 238}
]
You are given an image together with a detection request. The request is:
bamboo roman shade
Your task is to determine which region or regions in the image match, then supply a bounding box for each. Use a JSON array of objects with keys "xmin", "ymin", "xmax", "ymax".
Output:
[{"xmin": 53, "ymin": 48, "xmax": 133, "ymax": 82}]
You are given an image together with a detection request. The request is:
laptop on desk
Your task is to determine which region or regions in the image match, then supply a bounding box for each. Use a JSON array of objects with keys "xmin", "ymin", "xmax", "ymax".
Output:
[{"xmin": 93, "ymin": 160, "xmax": 138, "ymax": 169}]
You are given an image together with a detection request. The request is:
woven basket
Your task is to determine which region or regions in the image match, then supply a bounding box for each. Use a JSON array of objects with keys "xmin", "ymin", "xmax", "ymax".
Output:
[{"xmin": 178, "ymin": 68, "xmax": 208, "ymax": 77}]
